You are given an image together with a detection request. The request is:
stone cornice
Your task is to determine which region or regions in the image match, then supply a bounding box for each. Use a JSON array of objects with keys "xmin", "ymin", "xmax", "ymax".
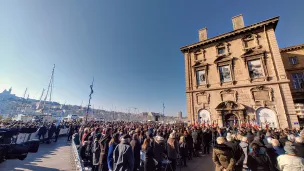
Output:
[
  {"xmin": 185, "ymin": 80, "xmax": 290, "ymax": 93},
  {"xmin": 280, "ymin": 44, "xmax": 304, "ymax": 52},
  {"xmin": 180, "ymin": 16, "xmax": 279, "ymax": 53}
]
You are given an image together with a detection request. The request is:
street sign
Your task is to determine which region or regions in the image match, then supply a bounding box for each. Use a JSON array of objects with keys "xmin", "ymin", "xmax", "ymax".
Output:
[{"xmin": 294, "ymin": 122, "xmax": 299, "ymax": 125}]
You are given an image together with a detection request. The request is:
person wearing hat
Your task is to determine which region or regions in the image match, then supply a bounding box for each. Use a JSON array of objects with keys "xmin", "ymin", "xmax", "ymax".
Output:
[
  {"xmin": 113, "ymin": 134, "xmax": 134, "ymax": 171},
  {"xmin": 277, "ymin": 141, "xmax": 304, "ymax": 171}
]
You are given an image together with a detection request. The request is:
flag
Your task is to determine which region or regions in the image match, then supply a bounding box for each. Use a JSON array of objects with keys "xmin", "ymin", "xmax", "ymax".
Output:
[
  {"xmin": 202, "ymin": 120, "xmax": 205, "ymax": 127},
  {"xmin": 212, "ymin": 121, "xmax": 215, "ymax": 127},
  {"xmin": 233, "ymin": 117, "xmax": 237, "ymax": 127}
]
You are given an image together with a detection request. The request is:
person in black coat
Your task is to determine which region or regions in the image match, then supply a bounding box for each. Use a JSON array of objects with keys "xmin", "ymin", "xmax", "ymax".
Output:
[
  {"xmin": 247, "ymin": 143, "xmax": 275, "ymax": 171},
  {"xmin": 294, "ymin": 137, "xmax": 304, "ymax": 158},
  {"xmin": 179, "ymin": 136, "xmax": 188, "ymax": 167},
  {"xmin": 142, "ymin": 138, "xmax": 155, "ymax": 171},
  {"xmin": 202, "ymin": 129, "xmax": 212, "ymax": 154},
  {"xmin": 54, "ymin": 124, "xmax": 61, "ymax": 142},
  {"xmin": 38, "ymin": 124, "xmax": 47, "ymax": 143},
  {"xmin": 67, "ymin": 124, "xmax": 74, "ymax": 141},
  {"xmin": 130, "ymin": 134, "xmax": 141, "ymax": 171}
]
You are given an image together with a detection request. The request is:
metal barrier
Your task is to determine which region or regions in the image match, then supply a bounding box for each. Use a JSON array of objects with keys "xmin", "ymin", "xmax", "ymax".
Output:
[
  {"xmin": 71, "ymin": 135, "xmax": 84, "ymax": 171},
  {"xmin": 15, "ymin": 128, "xmax": 69, "ymax": 144}
]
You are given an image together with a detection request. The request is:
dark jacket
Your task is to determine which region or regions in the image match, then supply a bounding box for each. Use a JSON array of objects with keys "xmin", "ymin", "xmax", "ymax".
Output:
[
  {"xmin": 212, "ymin": 144, "xmax": 235, "ymax": 171},
  {"xmin": 144, "ymin": 146, "xmax": 155, "ymax": 171},
  {"xmin": 295, "ymin": 142, "xmax": 304, "ymax": 158},
  {"xmin": 130, "ymin": 139, "xmax": 141, "ymax": 169},
  {"xmin": 153, "ymin": 138, "xmax": 166, "ymax": 162},
  {"xmin": 99, "ymin": 135, "xmax": 112, "ymax": 170},
  {"xmin": 113, "ymin": 139, "xmax": 134, "ymax": 171},
  {"xmin": 179, "ymin": 142, "xmax": 188, "ymax": 157},
  {"xmin": 247, "ymin": 152, "xmax": 275, "ymax": 171},
  {"xmin": 226, "ymin": 141, "xmax": 244, "ymax": 170},
  {"xmin": 167, "ymin": 140, "xmax": 179, "ymax": 159}
]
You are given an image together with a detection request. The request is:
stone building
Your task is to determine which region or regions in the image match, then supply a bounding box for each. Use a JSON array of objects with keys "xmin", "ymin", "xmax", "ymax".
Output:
[
  {"xmin": 180, "ymin": 15, "xmax": 299, "ymax": 128},
  {"xmin": 280, "ymin": 44, "xmax": 304, "ymax": 125}
]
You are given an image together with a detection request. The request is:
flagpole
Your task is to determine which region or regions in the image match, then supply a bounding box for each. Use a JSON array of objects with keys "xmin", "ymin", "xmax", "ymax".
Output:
[{"xmin": 85, "ymin": 77, "xmax": 94, "ymax": 124}]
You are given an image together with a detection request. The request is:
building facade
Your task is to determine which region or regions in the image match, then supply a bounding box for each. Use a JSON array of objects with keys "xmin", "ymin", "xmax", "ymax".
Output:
[
  {"xmin": 280, "ymin": 44, "xmax": 304, "ymax": 125},
  {"xmin": 180, "ymin": 15, "xmax": 299, "ymax": 128}
]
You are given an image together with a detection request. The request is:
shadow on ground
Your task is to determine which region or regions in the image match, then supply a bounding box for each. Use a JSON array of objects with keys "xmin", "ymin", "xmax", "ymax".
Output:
[{"xmin": 0, "ymin": 137, "xmax": 73, "ymax": 171}]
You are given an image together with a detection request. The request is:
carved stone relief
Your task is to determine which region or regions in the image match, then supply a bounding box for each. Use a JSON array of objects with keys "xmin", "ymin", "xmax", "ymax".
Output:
[
  {"xmin": 220, "ymin": 89, "xmax": 238, "ymax": 102},
  {"xmin": 196, "ymin": 91, "xmax": 210, "ymax": 105}
]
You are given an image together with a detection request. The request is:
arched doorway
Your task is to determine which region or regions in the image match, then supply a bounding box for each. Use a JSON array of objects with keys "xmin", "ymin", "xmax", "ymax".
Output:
[
  {"xmin": 224, "ymin": 114, "xmax": 238, "ymax": 127},
  {"xmin": 256, "ymin": 107, "xmax": 278, "ymax": 128},
  {"xmin": 198, "ymin": 109, "xmax": 211, "ymax": 124}
]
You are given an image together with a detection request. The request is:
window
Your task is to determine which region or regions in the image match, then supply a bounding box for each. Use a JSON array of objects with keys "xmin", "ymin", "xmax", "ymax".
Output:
[
  {"xmin": 219, "ymin": 65, "xmax": 232, "ymax": 82},
  {"xmin": 217, "ymin": 47, "xmax": 225, "ymax": 55},
  {"xmin": 248, "ymin": 59, "xmax": 264, "ymax": 79},
  {"xmin": 196, "ymin": 70, "xmax": 206, "ymax": 85},
  {"xmin": 289, "ymin": 57, "xmax": 298, "ymax": 65},
  {"xmin": 292, "ymin": 73, "xmax": 304, "ymax": 89}
]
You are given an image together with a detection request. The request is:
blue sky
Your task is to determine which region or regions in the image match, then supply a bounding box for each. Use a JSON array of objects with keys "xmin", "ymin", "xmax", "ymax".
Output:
[{"xmin": 0, "ymin": 0, "xmax": 303, "ymax": 116}]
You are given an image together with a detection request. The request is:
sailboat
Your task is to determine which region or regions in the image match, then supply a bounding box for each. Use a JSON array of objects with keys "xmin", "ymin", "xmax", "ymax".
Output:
[{"xmin": 34, "ymin": 65, "xmax": 56, "ymax": 122}]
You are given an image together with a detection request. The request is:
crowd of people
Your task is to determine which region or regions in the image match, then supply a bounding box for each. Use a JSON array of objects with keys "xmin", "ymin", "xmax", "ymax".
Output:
[
  {"xmin": 70, "ymin": 121, "xmax": 304, "ymax": 171},
  {"xmin": 212, "ymin": 127, "xmax": 304, "ymax": 171},
  {"xmin": 2, "ymin": 119, "xmax": 304, "ymax": 171}
]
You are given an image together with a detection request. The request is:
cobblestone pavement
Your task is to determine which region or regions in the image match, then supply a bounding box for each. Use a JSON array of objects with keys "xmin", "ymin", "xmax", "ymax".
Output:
[
  {"xmin": 180, "ymin": 153, "xmax": 215, "ymax": 171},
  {"xmin": 0, "ymin": 137, "xmax": 74, "ymax": 171}
]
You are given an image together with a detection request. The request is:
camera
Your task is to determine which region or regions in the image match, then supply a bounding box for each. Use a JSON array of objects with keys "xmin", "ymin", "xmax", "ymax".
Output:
[{"xmin": 0, "ymin": 128, "xmax": 40, "ymax": 162}]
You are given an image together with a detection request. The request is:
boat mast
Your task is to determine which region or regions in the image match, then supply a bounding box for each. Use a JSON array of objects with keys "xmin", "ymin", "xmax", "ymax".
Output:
[
  {"xmin": 41, "ymin": 64, "xmax": 55, "ymax": 114},
  {"xmin": 36, "ymin": 88, "xmax": 45, "ymax": 110}
]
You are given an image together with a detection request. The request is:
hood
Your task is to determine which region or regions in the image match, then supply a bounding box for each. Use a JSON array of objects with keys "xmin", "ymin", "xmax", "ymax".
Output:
[{"xmin": 240, "ymin": 141, "xmax": 248, "ymax": 148}]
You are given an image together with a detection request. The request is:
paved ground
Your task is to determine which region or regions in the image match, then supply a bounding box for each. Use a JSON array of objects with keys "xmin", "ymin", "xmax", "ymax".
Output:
[
  {"xmin": 180, "ymin": 153, "xmax": 215, "ymax": 171},
  {"xmin": 0, "ymin": 137, "xmax": 74, "ymax": 171}
]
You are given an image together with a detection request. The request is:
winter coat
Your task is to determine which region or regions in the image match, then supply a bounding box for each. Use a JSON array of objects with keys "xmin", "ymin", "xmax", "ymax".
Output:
[
  {"xmin": 153, "ymin": 139, "xmax": 166, "ymax": 162},
  {"xmin": 294, "ymin": 142, "xmax": 304, "ymax": 158},
  {"xmin": 277, "ymin": 154, "xmax": 304, "ymax": 171},
  {"xmin": 226, "ymin": 141, "xmax": 244, "ymax": 171},
  {"xmin": 113, "ymin": 139, "xmax": 134, "ymax": 171},
  {"xmin": 185, "ymin": 135, "xmax": 194, "ymax": 152},
  {"xmin": 247, "ymin": 152, "xmax": 275, "ymax": 171},
  {"xmin": 167, "ymin": 140, "xmax": 179, "ymax": 159},
  {"xmin": 202, "ymin": 131, "xmax": 212, "ymax": 146},
  {"xmin": 130, "ymin": 139, "xmax": 141, "ymax": 170},
  {"xmin": 212, "ymin": 144, "xmax": 235, "ymax": 171},
  {"xmin": 179, "ymin": 142, "xmax": 188, "ymax": 157},
  {"xmin": 108, "ymin": 142, "xmax": 118, "ymax": 171},
  {"xmin": 99, "ymin": 135, "xmax": 112, "ymax": 168},
  {"xmin": 93, "ymin": 139, "xmax": 101, "ymax": 166},
  {"xmin": 143, "ymin": 146, "xmax": 155, "ymax": 171}
]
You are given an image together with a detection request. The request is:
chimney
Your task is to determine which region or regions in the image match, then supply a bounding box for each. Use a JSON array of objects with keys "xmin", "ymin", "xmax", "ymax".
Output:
[
  {"xmin": 199, "ymin": 28, "xmax": 208, "ymax": 41},
  {"xmin": 232, "ymin": 14, "xmax": 244, "ymax": 30}
]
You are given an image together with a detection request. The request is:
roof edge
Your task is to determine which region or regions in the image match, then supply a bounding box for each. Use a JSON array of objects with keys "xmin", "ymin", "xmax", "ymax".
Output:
[
  {"xmin": 180, "ymin": 16, "xmax": 279, "ymax": 52},
  {"xmin": 280, "ymin": 44, "xmax": 304, "ymax": 52}
]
